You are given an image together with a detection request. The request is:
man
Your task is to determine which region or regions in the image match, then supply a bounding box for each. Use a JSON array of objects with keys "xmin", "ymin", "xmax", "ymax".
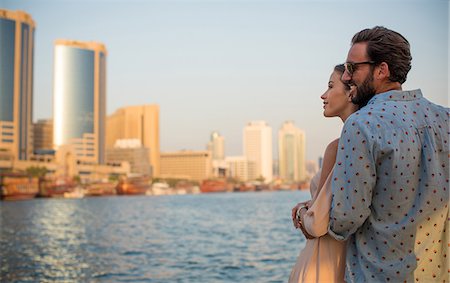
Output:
[{"xmin": 328, "ymin": 26, "xmax": 449, "ymax": 282}]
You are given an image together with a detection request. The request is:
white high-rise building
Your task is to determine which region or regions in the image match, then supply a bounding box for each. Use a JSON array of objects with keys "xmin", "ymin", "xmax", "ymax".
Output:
[
  {"xmin": 278, "ymin": 121, "xmax": 306, "ymax": 182},
  {"xmin": 243, "ymin": 121, "xmax": 272, "ymax": 183},
  {"xmin": 207, "ymin": 131, "xmax": 224, "ymax": 160}
]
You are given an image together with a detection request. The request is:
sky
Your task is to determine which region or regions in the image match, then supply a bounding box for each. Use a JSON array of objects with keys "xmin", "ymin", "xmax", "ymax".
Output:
[{"xmin": 3, "ymin": 0, "xmax": 449, "ymax": 162}]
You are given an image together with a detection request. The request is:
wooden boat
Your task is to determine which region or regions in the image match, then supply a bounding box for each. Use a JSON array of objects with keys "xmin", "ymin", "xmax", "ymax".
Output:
[
  {"xmin": 200, "ymin": 179, "xmax": 227, "ymax": 193},
  {"xmin": 84, "ymin": 182, "xmax": 117, "ymax": 197},
  {"xmin": 116, "ymin": 176, "xmax": 150, "ymax": 195},
  {"xmin": 38, "ymin": 178, "xmax": 75, "ymax": 198},
  {"xmin": 0, "ymin": 173, "xmax": 39, "ymax": 201}
]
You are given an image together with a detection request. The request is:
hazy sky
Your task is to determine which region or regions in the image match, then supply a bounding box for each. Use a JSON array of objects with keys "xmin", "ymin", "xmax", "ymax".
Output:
[{"xmin": 3, "ymin": 0, "xmax": 449, "ymax": 162}]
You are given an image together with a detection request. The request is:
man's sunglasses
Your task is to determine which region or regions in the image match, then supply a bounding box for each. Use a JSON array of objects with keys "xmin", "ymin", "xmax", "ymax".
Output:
[{"xmin": 344, "ymin": 61, "xmax": 375, "ymax": 75}]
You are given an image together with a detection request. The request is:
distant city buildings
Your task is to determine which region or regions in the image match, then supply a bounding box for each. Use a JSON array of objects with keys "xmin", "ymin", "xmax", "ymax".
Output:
[
  {"xmin": 207, "ymin": 131, "xmax": 224, "ymax": 161},
  {"xmin": 33, "ymin": 119, "xmax": 53, "ymax": 153},
  {"xmin": 244, "ymin": 121, "xmax": 273, "ymax": 182},
  {"xmin": 53, "ymin": 40, "xmax": 107, "ymax": 165},
  {"xmin": 225, "ymin": 156, "xmax": 256, "ymax": 182},
  {"xmin": 305, "ymin": 159, "xmax": 319, "ymax": 180},
  {"xmin": 207, "ymin": 131, "xmax": 226, "ymax": 177},
  {"xmin": 106, "ymin": 139, "xmax": 151, "ymax": 176},
  {"xmin": 106, "ymin": 105, "xmax": 160, "ymax": 177},
  {"xmin": 0, "ymin": 10, "xmax": 35, "ymax": 161},
  {"xmin": 278, "ymin": 121, "xmax": 306, "ymax": 182},
  {"xmin": 0, "ymin": 8, "xmax": 314, "ymax": 188},
  {"xmin": 160, "ymin": 150, "xmax": 212, "ymax": 182}
]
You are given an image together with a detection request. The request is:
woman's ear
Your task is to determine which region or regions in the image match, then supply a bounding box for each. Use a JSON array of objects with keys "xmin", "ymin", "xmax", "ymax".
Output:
[{"xmin": 348, "ymin": 85, "xmax": 356, "ymax": 102}]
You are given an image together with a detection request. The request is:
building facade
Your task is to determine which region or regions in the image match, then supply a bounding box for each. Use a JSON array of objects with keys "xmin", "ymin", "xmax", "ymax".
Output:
[
  {"xmin": 106, "ymin": 139, "xmax": 151, "ymax": 176},
  {"xmin": 225, "ymin": 156, "xmax": 256, "ymax": 182},
  {"xmin": 53, "ymin": 40, "xmax": 107, "ymax": 164},
  {"xmin": 33, "ymin": 119, "xmax": 53, "ymax": 153},
  {"xmin": 106, "ymin": 105, "xmax": 159, "ymax": 176},
  {"xmin": 160, "ymin": 150, "xmax": 212, "ymax": 182},
  {"xmin": 278, "ymin": 121, "xmax": 306, "ymax": 182},
  {"xmin": 0, "ymin": 9, "xmax": 35, "ymax": 161},
  {"xmin": 243, "ymin": 121, "xmax": 273, "ymax": 182}
]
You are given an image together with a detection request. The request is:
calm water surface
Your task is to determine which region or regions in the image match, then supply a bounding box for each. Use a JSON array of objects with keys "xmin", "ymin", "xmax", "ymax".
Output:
[{"xmin": 1, "ymin": 191, "xmax": 310, "ymax": 282}]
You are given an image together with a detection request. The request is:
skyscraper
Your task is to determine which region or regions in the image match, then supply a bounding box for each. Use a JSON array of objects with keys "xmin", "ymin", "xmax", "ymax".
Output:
[
  {"xmin": 53, "ymin": 40, "xmax": 107, "ymax": 164},
  {"xmin": 278, "ymin": 121, "xmax": 306, "ymax": 182},
  {"xmin": 243, "ymin": 121, "xmax": 272, "ymax": 182},
  {"xmin": 0, "ymin": 10, "xmax": 35, "ymax": 161},
  {"xmin": 207, "ymin": 131, "xmax": 224, "ymax": 160},
  {"xmin": 106, "ymin": 105, "xmax": 160, "ymax": 176}
]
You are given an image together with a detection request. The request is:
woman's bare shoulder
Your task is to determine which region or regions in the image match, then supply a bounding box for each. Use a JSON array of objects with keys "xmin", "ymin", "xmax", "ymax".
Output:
[{"xmin": 324, "ymin": 138, "xmax": 339, "ymax": 158}]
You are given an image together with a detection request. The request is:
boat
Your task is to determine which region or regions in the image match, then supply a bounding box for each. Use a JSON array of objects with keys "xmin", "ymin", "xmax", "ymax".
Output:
[
  {"xmin": 84, "ymin": 182, "xmax": 117, "ymax": 197},
  {"xmin": 116, "ymin": 176, "xmax": 150, "ymax": 195},
  {"xmin": 38, "ymin": 178, "xmax": 76, "ymax": 198},
  {"xmin": 0, "ymin": 173, "xmax": 39, "ymax": 201},
  {"xmin": 150, "ymin": 182, "xmax": 172, "ymax": 195},
  {"xmin": 63, "ymin": 186, "xmax": 85, "ymax": 199},
  {"xmin": 200, "ymin": 179, "xmax": 227, "ymax": 193}
]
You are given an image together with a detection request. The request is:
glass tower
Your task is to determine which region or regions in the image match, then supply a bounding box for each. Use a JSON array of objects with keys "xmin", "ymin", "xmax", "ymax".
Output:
[
  {"xmin": 278, "ymin": 121, "xmax": 306, "ymax": 182},
  {"xmin": 0, "ymin": 9, "xmax": 35, "ymax": 161},
  {"xmin": 53, "ymin": 40, "xmax": 107, "ymax": 164}
]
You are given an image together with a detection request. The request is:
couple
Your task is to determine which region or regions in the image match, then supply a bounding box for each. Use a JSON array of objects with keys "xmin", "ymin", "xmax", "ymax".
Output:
[{"xmin": 289, "ymin": 26, "xmax": 449, "ymax": 283}]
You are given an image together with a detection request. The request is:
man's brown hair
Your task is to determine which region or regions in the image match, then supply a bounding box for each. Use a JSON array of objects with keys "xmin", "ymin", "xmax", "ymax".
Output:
[{"xmin": 352, "ymin": 26, "xmax": 412, "ymax": 84}]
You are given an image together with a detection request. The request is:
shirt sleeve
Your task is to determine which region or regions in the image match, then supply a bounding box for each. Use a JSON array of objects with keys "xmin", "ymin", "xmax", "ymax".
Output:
[{"xmin": 328, "ymin": 115, "xmax": 376, "ymax": 241}]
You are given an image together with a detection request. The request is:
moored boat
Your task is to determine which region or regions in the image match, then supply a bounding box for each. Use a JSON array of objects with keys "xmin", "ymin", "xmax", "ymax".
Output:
[
  {"xmin": 116, "ymin": 176, "xmax": 150, "ymax": 195},
  {"xmin": 63, "ymin": 186, "xmax": 85, "ymax": 199},
  {"xmin": 200, "ymin": 179, "xmax": 227, "ymax": 193},
  {"xmin": 84, "ymin": 182, "xmax": 117, "ymax": 197},
  {"xmin": 38, "ymin": 178, "xmax": 76, "ymax": 198},
  {"xmin": 0, "ymin": 173, "xmax": 39, "ymax": 201}
]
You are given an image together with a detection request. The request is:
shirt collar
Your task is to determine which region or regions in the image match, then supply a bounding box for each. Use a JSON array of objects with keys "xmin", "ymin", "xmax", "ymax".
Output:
[{"xmin": 367, "ymin": 89, "xmax": 423, "ymax": 105}]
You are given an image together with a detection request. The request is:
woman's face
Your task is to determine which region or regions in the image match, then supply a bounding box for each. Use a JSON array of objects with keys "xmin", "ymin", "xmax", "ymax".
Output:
[{"xmin": 320, "ymin": 71, "xmax": 352, "ymax": 118}]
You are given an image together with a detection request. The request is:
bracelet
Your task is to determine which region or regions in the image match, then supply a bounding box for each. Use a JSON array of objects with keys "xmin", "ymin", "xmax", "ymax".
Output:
[
  {"xmin": 296, "ymin": 205, "xmax": 308, "ymax": 221},
  {"xmin": 296, "ymin": 205, "xmax": 315, "ymax": 239}
]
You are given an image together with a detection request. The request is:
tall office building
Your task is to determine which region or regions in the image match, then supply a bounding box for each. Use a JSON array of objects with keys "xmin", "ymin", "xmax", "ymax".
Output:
[
  {"xmin": 106, "ymin": 105, "xmax": 160, "ymax": 176},
  {"xmin": 53, "ymin": 40, "xmax": 107, "ymax": 164},
  {"xmin": 207, "ymin": 131, "xmax": 225, "ymax": 160},
  {"xmin": 0, "ymin": 10, "xmax": 35, "ymax": 160},
  {"xmin": 278, "ymin": 121, "xmax": 306, "ymax": 182},
  {"xmin": 243, "ymin": 121, "xmax": 272, "ymax": 182},
  {"xmin": 33, "ymin": 119, "xmax": 53, "ymax": 153}
]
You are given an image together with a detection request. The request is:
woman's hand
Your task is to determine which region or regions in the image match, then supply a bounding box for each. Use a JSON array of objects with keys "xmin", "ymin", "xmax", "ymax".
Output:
[{"xmin": 291, "ymin": 200, "xmax": 311, "ymax": 229}]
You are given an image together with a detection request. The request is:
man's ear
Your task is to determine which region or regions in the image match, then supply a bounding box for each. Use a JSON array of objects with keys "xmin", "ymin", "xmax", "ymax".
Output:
[{"xmin": 375, "ymin": 62, "xmax": 390, "ymax": 80}]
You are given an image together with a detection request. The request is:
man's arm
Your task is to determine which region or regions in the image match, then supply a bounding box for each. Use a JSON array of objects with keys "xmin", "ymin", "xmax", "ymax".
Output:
[{"xmin": 328, "ymin": 116, "xmax": 376, "ymax": 241}]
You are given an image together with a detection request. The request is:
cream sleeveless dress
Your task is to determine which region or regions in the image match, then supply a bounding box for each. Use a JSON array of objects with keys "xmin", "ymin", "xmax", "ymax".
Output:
[{"xmin": 289, "ymin": 169, "xmax": 346, "ymax": 283}]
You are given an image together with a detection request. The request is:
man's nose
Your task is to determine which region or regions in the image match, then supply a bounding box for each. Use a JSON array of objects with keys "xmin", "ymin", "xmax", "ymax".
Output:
[{"xmin": 341, "ymin": 71, "xmax": 351, "ymax": 82}]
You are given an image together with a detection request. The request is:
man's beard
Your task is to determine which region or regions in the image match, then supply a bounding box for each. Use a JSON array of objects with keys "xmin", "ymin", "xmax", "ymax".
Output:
[{"xmin": 351, "ymin": 72, "xmax": 376, "ymax": 108}]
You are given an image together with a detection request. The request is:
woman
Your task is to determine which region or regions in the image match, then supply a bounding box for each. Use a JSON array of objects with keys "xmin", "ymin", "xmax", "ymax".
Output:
[{"xmin": 288, "ymin": 64, "xmax": 358, "ymax": 283}]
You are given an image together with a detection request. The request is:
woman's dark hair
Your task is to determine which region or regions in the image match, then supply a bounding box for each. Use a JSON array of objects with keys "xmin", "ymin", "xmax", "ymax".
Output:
[
  {"xmin": 352, "ymin": 26, "xmax": 412, "ymax": 84},
  {"xmin": 334, "ymin": 64, "xmax": 351, "ymax": 91}
]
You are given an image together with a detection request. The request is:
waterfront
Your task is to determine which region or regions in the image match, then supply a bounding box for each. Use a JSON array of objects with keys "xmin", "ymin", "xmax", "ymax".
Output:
[{"xmin": 1, "ymin": 191, "xmax": 309, "ymax": 282}]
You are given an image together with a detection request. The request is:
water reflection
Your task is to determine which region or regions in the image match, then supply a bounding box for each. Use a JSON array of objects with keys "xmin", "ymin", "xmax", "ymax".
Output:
[{"xmin": 1, "ymin": 192, "xmax": 308, "ymax": 282}]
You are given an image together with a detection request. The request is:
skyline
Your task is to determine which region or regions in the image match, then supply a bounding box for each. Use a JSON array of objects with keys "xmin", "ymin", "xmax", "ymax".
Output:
[{"xmin": 3, "ymin": 0, "xmax": 449, "ymax": 161}]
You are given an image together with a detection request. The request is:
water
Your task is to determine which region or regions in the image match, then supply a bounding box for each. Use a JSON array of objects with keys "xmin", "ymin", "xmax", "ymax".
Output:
[{"xmin": 0, "ymin": 191, "xmax": 310, "ymax": 282}]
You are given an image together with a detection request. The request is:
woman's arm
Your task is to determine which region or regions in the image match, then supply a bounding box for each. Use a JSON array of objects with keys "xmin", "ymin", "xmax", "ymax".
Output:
[
  {"xmin": 318, "ymin": 139, "xmax": 338, "ymax": 190},
  {"xmin": 297, "ymin": 139, "xmax": 338, "ymax": 237}
]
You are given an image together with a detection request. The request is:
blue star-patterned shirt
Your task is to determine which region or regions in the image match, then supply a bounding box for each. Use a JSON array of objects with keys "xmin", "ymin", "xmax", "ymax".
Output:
[{"xmin": 328, "ymin": 89, "xmax": 449, "ymax": 282}]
